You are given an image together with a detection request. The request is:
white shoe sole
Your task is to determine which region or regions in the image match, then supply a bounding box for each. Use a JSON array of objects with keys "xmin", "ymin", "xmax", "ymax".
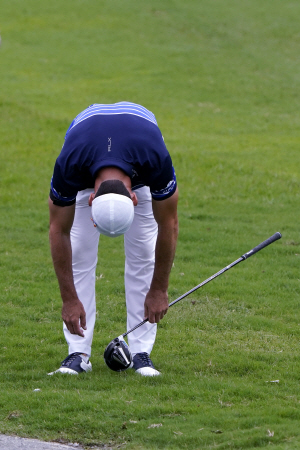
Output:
[
  {"xmin": 135, "ymin": 367, "xmax": 161, "ymax": 377},
  {"xmin": 48, "ymin": 368, "xmax": 79, "ymax": 375}
]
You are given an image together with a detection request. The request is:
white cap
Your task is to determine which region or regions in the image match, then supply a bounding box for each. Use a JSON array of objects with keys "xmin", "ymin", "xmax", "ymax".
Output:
[{"xmin": 91, "ymin": 193, "xmax": 134, "ymax": 237}]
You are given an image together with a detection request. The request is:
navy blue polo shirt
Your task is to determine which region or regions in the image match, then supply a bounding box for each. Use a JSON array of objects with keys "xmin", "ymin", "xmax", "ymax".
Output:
[{"xmin": 50, "ymin": 102, "xmax": 177, "ymax": 206}]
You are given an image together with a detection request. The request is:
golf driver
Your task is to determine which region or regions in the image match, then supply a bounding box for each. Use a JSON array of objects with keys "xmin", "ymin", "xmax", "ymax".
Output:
[{"xmin": 104, "ymin": 231, "xmax": 282, "ymax": 371}]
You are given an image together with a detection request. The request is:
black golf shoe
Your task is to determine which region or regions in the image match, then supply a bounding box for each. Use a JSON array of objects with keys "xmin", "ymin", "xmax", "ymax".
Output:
[
  {"xmin": 132, "ymin": 352, "xmax": 161, "ymax": 376},
  {"xmin": 48, "ymin": 352, "xmax": 92, "ymax": 375}
]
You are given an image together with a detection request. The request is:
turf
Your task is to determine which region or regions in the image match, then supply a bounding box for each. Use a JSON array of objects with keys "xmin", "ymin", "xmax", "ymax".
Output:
[{"xmin": 1, "ymin": 0, "xmax": 300, "ymax": 448}]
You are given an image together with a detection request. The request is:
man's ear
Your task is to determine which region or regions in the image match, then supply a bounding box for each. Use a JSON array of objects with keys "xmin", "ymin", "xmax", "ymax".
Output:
[
  {"xmin": 89, "ymin": 192, "xmax": 95, "ymax": 206},
  {"xmin": 131, "ymin": 192, "xmax": 138, "ymax": 206}
]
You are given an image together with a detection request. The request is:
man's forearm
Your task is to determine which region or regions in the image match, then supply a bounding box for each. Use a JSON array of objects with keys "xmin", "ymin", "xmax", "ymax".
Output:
[
  {"xmin": 150, "ymin": 189, "xmax": 179, "ymax": 293},
  {"xmin": 144, "ymin": 218, "xmax": 178, "ymax": 323},
  {"xmin": 49, "ymin": 229, "xmax": 78, "ymax": 303},
  {"xmin": 150, "ymin": 218, "xmax": 178, "ymax": 292}
]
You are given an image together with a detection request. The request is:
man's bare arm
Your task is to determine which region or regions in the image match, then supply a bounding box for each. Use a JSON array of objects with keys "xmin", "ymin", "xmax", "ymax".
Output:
[
  {"xmin": 48, "ymin": 198, "xmax": 86, "ymax": 337},
  {"xmin": 144, "ymin": 188, "xmax": 179, "ymax": 323}
]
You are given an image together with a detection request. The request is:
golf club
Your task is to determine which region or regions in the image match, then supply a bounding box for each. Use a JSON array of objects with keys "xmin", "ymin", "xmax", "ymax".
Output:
[{"xmin": 104, "ymin": 231, "xmax": 282, "ymax": 371}]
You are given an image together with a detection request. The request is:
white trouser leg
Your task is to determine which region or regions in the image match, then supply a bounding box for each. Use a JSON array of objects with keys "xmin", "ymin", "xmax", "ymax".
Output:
[
  {"xmin": 64, "ymin": 189, "xmax": 99, "ymax": 357},
  {"xmin": 124, "ymin": 186, "xmax": 158, "ymax": 357}
]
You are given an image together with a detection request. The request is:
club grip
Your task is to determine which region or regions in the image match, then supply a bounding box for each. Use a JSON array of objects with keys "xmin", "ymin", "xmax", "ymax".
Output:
[{"xmin": 241, "ymin": 232, "xmax": 282, "ymax": 260}]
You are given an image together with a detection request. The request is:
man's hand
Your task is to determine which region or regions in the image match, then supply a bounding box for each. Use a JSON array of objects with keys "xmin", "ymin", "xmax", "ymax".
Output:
[
  {"xmin": 62, "ymin": 298, "xmax": 87, "ymax": 337},
  {"xmin": 144, "ymin": 288, "xmax": 169, "ymax": 323}
]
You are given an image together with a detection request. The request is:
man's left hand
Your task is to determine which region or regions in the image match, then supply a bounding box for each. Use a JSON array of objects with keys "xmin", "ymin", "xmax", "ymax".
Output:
[{"xmin": 144, "ymin": 289, "xmax": 169, "ymax": 323}]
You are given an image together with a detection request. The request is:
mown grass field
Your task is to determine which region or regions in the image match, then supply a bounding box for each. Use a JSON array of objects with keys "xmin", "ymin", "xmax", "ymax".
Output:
[{"xmin": 1, "ymin": 1, "xmax": 300, "ymax": 448}]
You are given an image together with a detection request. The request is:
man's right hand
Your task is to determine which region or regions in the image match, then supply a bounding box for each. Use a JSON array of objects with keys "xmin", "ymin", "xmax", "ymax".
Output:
[{"xmin": 62, "ymin": 298, "xmax": 87, "ymax": 337}]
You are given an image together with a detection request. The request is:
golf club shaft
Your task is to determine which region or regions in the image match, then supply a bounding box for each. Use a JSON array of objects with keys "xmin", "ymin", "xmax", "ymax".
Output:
[{"xmin": 123, "ymin": 232, "xmax": 282, "ymax": 338}]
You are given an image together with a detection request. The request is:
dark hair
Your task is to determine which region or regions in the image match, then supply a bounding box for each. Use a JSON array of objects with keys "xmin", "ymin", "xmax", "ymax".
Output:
[{"xmin": 95, "ymin": 180, "xmax": 131, "ymax": 199}]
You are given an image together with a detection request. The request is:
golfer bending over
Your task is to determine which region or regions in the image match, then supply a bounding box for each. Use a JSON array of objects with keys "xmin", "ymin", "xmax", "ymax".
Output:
[{"xmin": 48, "ymin": 102, "xmax": 178, "ymax": 376}]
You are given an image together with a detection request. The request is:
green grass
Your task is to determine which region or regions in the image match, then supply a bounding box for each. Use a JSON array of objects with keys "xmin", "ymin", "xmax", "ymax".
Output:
[{"xmin": 1, "ymin": 0, "xmax": 300, "ymax": 448}]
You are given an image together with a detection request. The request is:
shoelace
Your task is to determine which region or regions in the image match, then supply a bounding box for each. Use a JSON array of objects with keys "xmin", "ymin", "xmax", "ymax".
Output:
[
  {"xmin": 61, "ymin": 352, "xmax": 82, "ymax": 367},
  {"xmin": 135, "ymin": 352, "xmax": 153, "ymax": 367}
]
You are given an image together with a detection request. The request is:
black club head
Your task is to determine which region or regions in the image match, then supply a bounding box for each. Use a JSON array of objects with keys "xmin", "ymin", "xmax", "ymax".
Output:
[{"xmin": 103, "ymin": 336, "xmax": 133, "ymax": 372}]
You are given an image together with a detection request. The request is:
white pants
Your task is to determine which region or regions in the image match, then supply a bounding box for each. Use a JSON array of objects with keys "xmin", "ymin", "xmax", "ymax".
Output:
[{"xmin": 64, "ymin": 186, "xmax": 158, "ymax": 358}]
